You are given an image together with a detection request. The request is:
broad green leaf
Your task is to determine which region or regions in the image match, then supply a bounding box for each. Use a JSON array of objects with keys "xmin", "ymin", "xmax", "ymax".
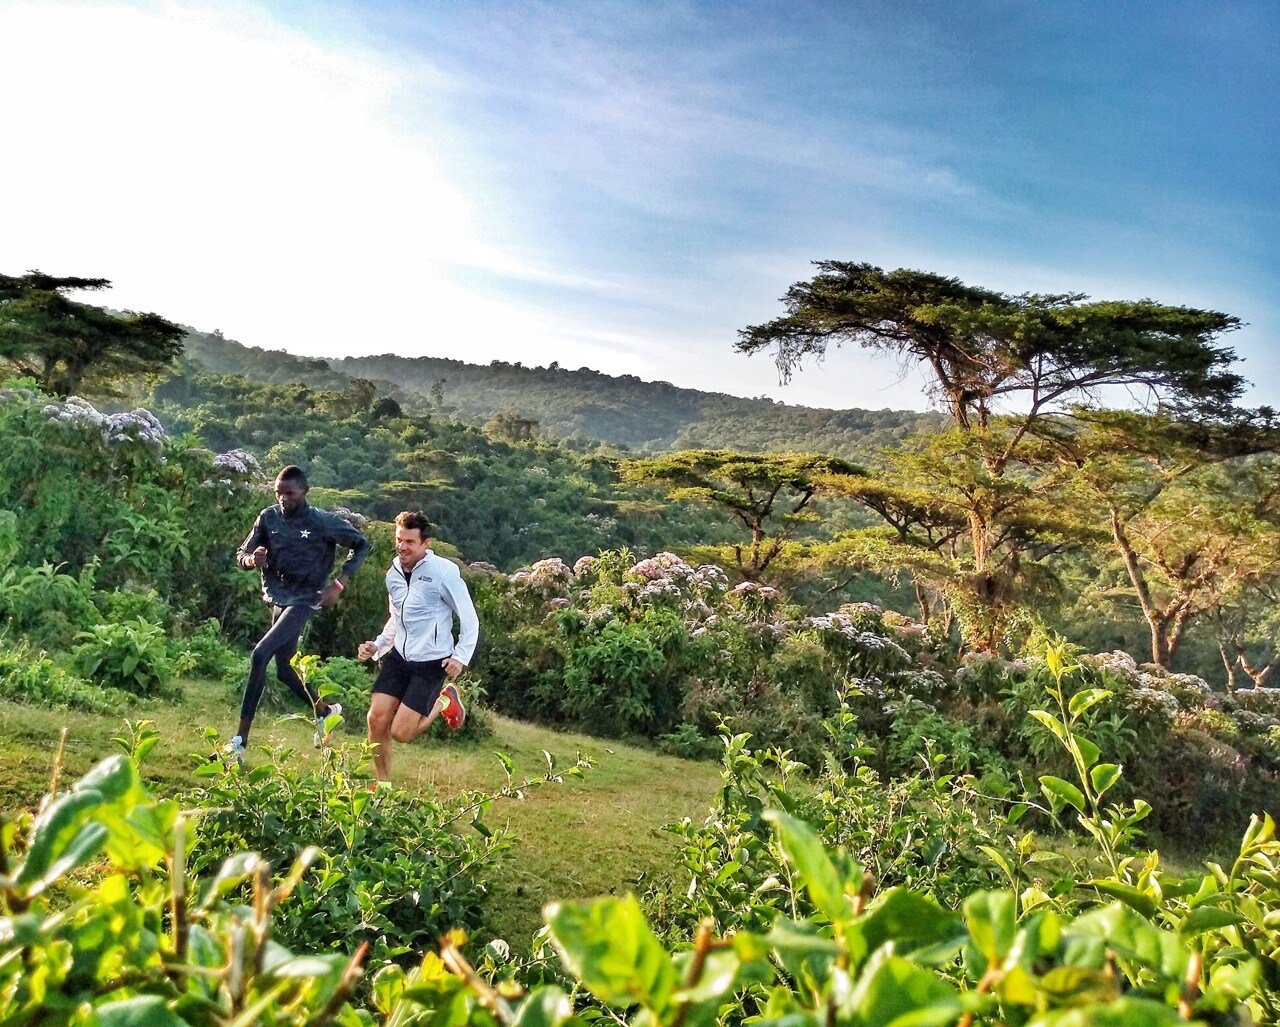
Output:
[
  {"xmin": 88, "ymin": 995, "xmax": 188, "ymax": 1026},
  {"xmin": 1039, "ymin": 776, "xmax": 1085, "ymax": 814},
  {"xmin": 673, "ymin": 948, "xmax": 740, "ymax": 1004},
  {"xmin": 763, "ymin": 810, "xmax": 856, "ymax": 925},
  {"xmin": 546, "ymin": 895, "xmax": 676, "ymax": 1012},
  {"xmin": 23, "ymin": 822, "xmax": 108, "ymax": 897},
  {"xmin": 855, "ymin": 888, "xmax": 964, "ymax": 963},
  {"xmin": 1085, "ymin": 881, "xmax": 1158, "ymax": 920},
  {"xmin": 1024, "ymin": 996, "xmax": 1183, "ymax": 1025},
  {"xmin": 1065, "ymin": 905, "xmax": 1187, "ymax": 980},
  {"xmin": 1035, "ymin": 966, "xmax": 1118, "ymax": 1004},
  {"xmin": 372, "ymin": 964, "xmax": 408, "ymax": 1016},
  {"xmin": 16, "ymin": 789, "xmax": 108, "ymax": 887},
  {"xmin": 845, "ymin": 950, "xmax": 962, "ymax": 1026},
  {"xmin": 1068, "ymin": 688, "xmax": 1112, "ymax": 718},
  {"xmin": 963, "ymin": 891, "xmax": 1017, "ymax": 967},
  {"xmin": 1179, "ymin": 905, "xmax": 1241, "ymax": 936},
  {"xmin": 514, "ymin": 987, "xmax": 575, "ymax": 1027},
  {"xmin": 1028, "ymin": 710, "xmax": 1068, "ymax": 745},
  {"xmin": 1089, "ymin": 764, "xmax": 1122, "ymax": 798}
]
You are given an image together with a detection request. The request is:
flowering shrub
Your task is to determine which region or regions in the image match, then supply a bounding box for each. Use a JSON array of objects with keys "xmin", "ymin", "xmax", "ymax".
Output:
[{"xmin": 43, "ymin": 395, "xmax": 169, "ymax": 449}]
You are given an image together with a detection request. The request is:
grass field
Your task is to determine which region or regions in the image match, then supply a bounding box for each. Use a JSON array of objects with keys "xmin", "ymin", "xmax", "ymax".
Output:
[{"xmin": 0, "ymin": 679, "xmax": 723, "ymax": 948}]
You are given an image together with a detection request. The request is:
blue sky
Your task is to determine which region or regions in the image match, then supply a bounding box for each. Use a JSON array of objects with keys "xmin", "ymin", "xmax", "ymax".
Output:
[{"xmin": 0, "ymin": 1, "xmax": 1274, "ymax": 410}]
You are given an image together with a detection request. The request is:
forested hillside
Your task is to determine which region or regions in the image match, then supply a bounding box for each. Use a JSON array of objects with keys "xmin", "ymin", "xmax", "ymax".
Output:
[{"xmin": 182, "ymin": 329, "xmax": 941, "ymax": 454}]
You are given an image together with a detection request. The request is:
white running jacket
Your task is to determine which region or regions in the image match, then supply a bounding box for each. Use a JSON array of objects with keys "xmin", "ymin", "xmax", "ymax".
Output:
[{"xmin": 373, "ymin": 552, "xmax": 479, "ymax": 665}]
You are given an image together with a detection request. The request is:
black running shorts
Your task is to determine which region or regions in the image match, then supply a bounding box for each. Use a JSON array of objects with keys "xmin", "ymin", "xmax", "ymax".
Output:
[{"xmin": 372, "ymin": 648, "xmax": 447, "ymax": 716}]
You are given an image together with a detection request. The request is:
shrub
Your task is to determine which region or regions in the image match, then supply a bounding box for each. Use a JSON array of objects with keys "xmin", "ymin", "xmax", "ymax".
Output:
[
  {"xmin": 0, "ymin": 560, "xmax": 100, "ymax": 647},
  {"xmin": 0, "ymin": 746, "xmax": 372, "ymax": 1023},
  {"xmin": 73, "ymin": 618, "xmax": 175, "ymax": 696},
  {"xmin": 0, "ymin": 641, "xmax": 130, "ymax": 713},
  {"xmin": 94, "ymin": 583, "xmax": 174, "ymax": 631},
  {"xmin": 185, "ymin": 738, "xmax": 586, "ymax": 967},
  {"xmin": 176, "ymin": 617, "xmax": 245, "ymax": 682}
]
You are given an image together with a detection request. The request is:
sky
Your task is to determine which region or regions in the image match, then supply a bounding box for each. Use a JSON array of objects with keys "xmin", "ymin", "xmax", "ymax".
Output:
[{"xmin": 0, "ymin": 0, "xmax": 1275, "ymax": 411}]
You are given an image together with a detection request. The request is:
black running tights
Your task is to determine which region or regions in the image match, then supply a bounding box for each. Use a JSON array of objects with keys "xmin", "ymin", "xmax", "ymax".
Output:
[{"xmin": 238, "ymin": 604, "xmax": 320, "ymax": 738}]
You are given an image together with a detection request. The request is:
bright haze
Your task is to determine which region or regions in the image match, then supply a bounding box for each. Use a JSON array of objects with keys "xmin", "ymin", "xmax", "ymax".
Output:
[{"xmin": 1, "ymin": 1, "xmax": 1275, "ymax": 411}]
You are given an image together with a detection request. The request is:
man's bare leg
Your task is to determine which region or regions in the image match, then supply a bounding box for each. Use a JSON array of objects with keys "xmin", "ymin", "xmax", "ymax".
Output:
[
  {"xmin": 389, "ymin": 699, "xmax": 442, "ymax": 746},
  {"xmin": 367, "ymin": 693, "xmax": 400, "ymax": 782}
]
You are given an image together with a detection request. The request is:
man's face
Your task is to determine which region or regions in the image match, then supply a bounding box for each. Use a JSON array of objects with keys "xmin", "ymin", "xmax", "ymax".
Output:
[
  {"xmin": 275, "ymin": 478, "xmax": 307, "ymax": 513},
  {"xmin": 396, "ymin": 526, "xmax": 430, "ymax": 565}
]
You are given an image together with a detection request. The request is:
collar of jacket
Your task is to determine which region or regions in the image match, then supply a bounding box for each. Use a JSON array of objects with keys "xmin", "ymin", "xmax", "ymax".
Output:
[{"xmin": 392, "ymin": 551, "xmax": 435, "ymax": 576}]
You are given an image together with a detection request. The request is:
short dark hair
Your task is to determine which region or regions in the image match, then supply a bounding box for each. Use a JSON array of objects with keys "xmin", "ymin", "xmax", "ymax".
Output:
[
  {"xmin": 276, "ymin": 465, "xmax": 308, "ymax": 489},
  {"xmin": 394, "ymin": 510, "xmax": 431, "ymax": 537}
]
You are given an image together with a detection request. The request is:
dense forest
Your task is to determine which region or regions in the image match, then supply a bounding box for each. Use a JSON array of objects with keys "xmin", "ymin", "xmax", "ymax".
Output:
[{"xmin": 183, "ymin": 329, "xmax": 942, "ymax": 455}]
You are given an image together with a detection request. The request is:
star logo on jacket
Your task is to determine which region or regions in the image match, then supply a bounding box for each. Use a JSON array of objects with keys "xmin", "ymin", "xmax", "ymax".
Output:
[{"xmin": 300, "ymin": 530, "xmax": 311, "ymax": 539}]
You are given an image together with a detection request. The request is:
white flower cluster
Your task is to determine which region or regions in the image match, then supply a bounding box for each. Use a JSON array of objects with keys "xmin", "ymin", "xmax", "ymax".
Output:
[
  {"xmin": 1127, "ymin": 687, "xmax": 1180, "ymax": 721},
  {"xmin": 468, "ymin": 561, "xmax": 502, "ymax": 575},
  {"xmin": 331, "ymin": 506, "xmax": 368, "ymax": 530},
  {"xmin": 954, "ymin": 651, "xmax": 1031, "ymax": 690},
  {"xmin": 730, "ymin": 581, "xmax": 780, "ymax": 603},
  {"xmin": 1081, "ymin": 650, "xmax": 1141, "ymax": 685},
  {"xmin": 43, "ymin": 396, "xmax": 169, "ymax": 450},
  {"xmin": 572, "ymin": 555, "xmax": 598, "ymax": 577},
  {"xmin": 212, "ymin": 448, "xmax": 262, "ymax": 476},
  {"xmin": 629, "ymin": 551, "xmax": 694, "ymax": 581},
  {"xmin": 1231, "ymin": 709, "xmax": 1279, "ymax": 735},
  {"xmin": 585, "ymin": 512, "xmax": 619, "ymax": 533},
  {"xmin": 0, "ymin": 386, "xmax": 36, "ymax": 403},
  {"xmin": 526, "ymin": 465, "xmax": 550, "ymax": 476},
  {"xmin": 1226, "ymin": 687, "xmax": 1280, "ymax": 719},
  {"xmin": 512, "ymin": 557, "xmax": 573, "ymax": 590},
  {"xmin": 799, "ymin": 614, "xmax": 911, "ymax": 662},
  {"xmin": 1160, "ymin": 672, "xmax": 1213, "ymax": 706}
]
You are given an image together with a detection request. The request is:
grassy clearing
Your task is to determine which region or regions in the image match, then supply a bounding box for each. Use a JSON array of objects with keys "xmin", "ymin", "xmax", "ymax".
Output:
[{"xmin": 0, "ymin": 679, "xmax": 722, "ymax": 948}]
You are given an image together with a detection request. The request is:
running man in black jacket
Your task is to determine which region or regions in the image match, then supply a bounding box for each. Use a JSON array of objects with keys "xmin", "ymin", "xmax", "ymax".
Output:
[{"xmin": 225, "ymin": 465, "xmax": 369, "ymax": 765}]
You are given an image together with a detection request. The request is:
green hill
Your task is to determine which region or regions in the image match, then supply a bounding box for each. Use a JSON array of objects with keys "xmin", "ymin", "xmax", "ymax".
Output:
[{"xmin": 182, "ymin": 330, "xmax": 940, "ymax": 456}]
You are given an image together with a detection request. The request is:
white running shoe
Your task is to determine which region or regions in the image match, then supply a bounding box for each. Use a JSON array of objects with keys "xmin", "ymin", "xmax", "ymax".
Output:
[
  {"xmin": 223, "ymin": 735, "xmax": 246, "ymax": 768},
  {"xmin": 314, "ymin": 703, "xmax": 343, "ymax": 748}
]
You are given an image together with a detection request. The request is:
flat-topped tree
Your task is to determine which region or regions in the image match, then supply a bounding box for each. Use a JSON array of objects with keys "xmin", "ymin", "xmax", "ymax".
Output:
[
  {"xmin": 621, "ymin": 450, "xmax": 862, "ymax": 579},
  {"xmin": 0, "ymin": 272, "xmax": 185, "ymax": 396},
  {"xmin": 739, "ymin": 262, "xmax": 1243, "ymax": 441},
  {"xmin": 738, "ymin": 262, "xmax": 1246, "ymax": 648}
]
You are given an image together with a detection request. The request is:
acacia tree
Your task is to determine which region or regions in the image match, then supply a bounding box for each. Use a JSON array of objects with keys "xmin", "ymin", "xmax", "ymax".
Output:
[
  {"xmin": 836, "ymin": 425, "xmax": 1091, "ymax": 649},
  {"xmin": 621, "ymin": 450, "xmax": 860, "ymax": 579},
  {"xmin": 0, "ymin": 272, "xmax": 185, "ymax": 396},
  {"xmin": 738, "ymin": 262, "xmax": 1244, "ymax": 647},
  {"xmin": 1035, "ymin": 413, "xmax": 1280, "ymax": 667}
]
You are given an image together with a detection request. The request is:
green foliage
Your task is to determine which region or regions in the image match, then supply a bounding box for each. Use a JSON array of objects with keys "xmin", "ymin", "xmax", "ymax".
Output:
[
  {"xmin": 74, "ymin": 618, "xmax": 175, "ymax": 696},
  {"xmin": 0, "ymin": 559, "xmax": 100, "ymax": 647},
  {"xmin": 176, "ymin": 618, "xmax": 245, "ymax": 682},
  {"xmin": 185, "ymin": 737, "xmax": 588, "ymax": 967},
  {"xmin": 0, "ymin": 749, "xmax": 372, "ymax": 1024},
  {"xmin": 0, "ymin": 271, "xmax": 186, "ymax": 396},
  {"xmin": 0, "ymin": 640, "xmax": 131, "ymax": 713}
]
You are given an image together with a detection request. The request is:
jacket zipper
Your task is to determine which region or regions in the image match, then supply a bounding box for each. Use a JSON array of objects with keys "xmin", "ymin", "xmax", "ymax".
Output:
[{"xmin": 397, "ymin": 562, "xmax": 411, "ymax": 654}]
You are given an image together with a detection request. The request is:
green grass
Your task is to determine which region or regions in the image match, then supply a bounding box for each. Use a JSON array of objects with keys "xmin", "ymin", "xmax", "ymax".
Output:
[{"xmin": 0, "ymin": 678, "xmax": 722, "ymax": 948}]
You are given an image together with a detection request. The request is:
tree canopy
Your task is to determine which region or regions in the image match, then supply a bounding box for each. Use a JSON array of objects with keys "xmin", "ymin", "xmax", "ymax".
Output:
[
  {"xmin": 622, "ymin": 450, "xmax": 862, "ymax": 578},
  {"xmin": 0, "ymin": 272, "xmax": 186, "ymax": 396},
  {"xmin": 738, "ymin": 262, "xmax": 1244, "ymax": 430}
]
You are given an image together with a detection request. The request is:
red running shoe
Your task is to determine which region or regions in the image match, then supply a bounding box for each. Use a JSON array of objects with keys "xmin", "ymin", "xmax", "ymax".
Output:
[{"xmin": 437, "ymin": 682, "xmax": 466, "ymax": 730}]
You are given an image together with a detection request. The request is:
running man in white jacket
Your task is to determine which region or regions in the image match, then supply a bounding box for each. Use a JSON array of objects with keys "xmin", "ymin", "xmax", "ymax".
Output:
[{"xmin": 357, "ymin": 510, "xmax": 479, "ymax": 783}]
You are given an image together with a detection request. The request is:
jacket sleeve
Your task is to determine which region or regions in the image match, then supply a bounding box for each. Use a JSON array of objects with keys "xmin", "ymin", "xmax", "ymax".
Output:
[
  {"xmin": 322, "ymin": 513, "xmax": 369, "ymax": 580},
  {"xmin": 236, "ymin": 512, "xmax": 267, "ymax": 570},
  {"xmin": 373, "ymin": 593, "xmax": 397, "ymax": 659},
  {"xmin": 441, "ymin": 566, "xmax": 479, "ymax": 665}
]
